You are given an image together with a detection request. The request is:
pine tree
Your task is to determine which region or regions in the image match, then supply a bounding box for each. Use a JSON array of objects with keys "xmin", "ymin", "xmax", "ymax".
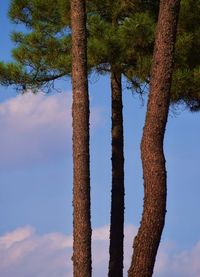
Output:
[
  {"xmin": 71, "ymin": 0, "xmax": 91, "ymax": 276},
  {"xmin": 126, "ymin": 0, "xmax": 200, "ymax": 111},
  {"xmin": 0, "ymin": 2, "xmax": 157, "ymax": 276},
  {"xmin": 128, "ymin": 0, "xmax": 181, "ymax": 276},
  {"xmin": 0, "ymin": 1, "xmax": 200, "ymax": 276},
  {"xmin": 86, "ymin": 4, "xmax": 157, "ymax": 274}
]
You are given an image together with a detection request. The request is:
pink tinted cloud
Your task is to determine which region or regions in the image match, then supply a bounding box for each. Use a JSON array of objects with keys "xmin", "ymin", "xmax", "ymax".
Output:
[
  {"xmin": 0, "ymin": 225, "xmax": 137, "ymax": 277},
  {"xmin": 0, "ymin": 226, "xmax": 71, "ymax": 277},
  {"xmin": 154, "ymin": 240, "xmax": 200, "ymax": 277},
  {"xmin": 1, "ymin": 224, "xmax": 200, "ymax": 277}
]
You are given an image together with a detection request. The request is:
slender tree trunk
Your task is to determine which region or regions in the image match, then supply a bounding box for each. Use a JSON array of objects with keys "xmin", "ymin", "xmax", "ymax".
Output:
[
  {"xmin": 71, "ymin": 1, "xmax": 91, "ymax": 276},
  {"xmin": 108, "ymin": 67, "xmax": 124, "ymax": 277},
  {"xmin": 128, "ymin": 1, "xmax": 180, "ymax": 276}
]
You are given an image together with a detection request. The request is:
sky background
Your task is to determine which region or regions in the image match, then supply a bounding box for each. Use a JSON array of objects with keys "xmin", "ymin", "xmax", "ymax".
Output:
[{"xmin": 0, "ymin": 2, "xmax": 200, "ymax": 276}]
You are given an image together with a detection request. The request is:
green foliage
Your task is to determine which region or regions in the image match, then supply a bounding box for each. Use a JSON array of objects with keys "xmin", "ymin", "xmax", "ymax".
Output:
[
  {"xmin": 0, "ymin": 62, "xmax": 25, "ymax": 86},
  {"xmin": 0, "ymin": 0, "xmax": 71, "ymax": 91},
  {"xmin": 9, "ymin": 0, "xmax": 70, "ymax": 30},
  {"xmin": 0, "ymin": 0, "xmax": 200, "ymax": 110},
  {"xmin": 124, "ymin": 0, "xmax": 200, "ymax": 110},
  {"xmin": 171, "ymin": 68, "xmax": 200, "ymax": 111},
  {"xmin": 170, "ymin": 0, "xmax": 200, "ymax": 110},
  {"xmin": 87, "ymin": 0, "xmax": 156, "ymax": 89},
  {"xmin": 1, "ymin": 0, "xmax": 156, "ymax": 93}
]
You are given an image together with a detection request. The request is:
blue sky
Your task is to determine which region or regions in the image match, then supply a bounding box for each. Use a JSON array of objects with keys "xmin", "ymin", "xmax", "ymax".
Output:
[{"xmin": 0, "ymin": 2, "xmax": 200, "ymax": 276}]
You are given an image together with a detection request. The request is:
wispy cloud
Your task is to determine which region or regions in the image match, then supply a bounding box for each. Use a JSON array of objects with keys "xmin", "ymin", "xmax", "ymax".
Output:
[
  {"xmin": 0, "ymin": 225, "xmax": 136, "ymax": 277},
  {"xmin": 154, "ymin": 240, "xmax": 200, "ymax": 277},
  {"xmin": 0, "ymin": 92, "xmax": 71, "ymax": 168},
  {"xmin": 0, "ymin": 225, "xmax": 199, "ymax": 277},
  {"xmin": 0, "ymin": 92, "xmax": 101, "ymax": 169},
  {"xmin": 0, "ymin": 226, "xmax": 70, "ymax": 277}
]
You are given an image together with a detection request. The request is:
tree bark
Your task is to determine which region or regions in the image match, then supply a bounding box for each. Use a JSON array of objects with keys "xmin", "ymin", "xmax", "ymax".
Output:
[
  {"xmin": 108, "ymin": 67, "xmax": 124, "ymax": 277},
  {"xmin": 71, "ymin": 1, "xmax": 92, "ymax": 277},
  {"xmin": 128, "ymin": 1, "xmax": 181, "ymax": 276}
]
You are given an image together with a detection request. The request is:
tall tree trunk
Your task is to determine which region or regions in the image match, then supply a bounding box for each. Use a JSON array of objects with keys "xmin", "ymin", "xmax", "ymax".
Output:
[
  {"xmin": 128, "ymin": 1, "xmax": 180, "ymax": 276},
  {"xmin": 71, "ymin": 1, "xmax": 92, "ymax": 277},
  {"xmin": 109, "ymin": 67, "xmax": 124, "ymax": 277}
]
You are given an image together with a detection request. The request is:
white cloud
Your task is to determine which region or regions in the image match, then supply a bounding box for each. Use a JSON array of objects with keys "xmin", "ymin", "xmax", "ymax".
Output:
[
  {"xmin": 0, "ymin": 226, "xmax": 34, "ymax": 248},
  {"xmin": 0, "ymin": 226, "xmax": 71, "ymax": 277},
  {"xmin": 0, "ymin": 225, "xmax": 136, "ymax": 277},
  {"xmin": 0, "ymin": 92, "xmax": 71, "ymax": 168},
  {"xmin": 0, "ymin": 224, "xmax": 199, "ymax": 277},
  {"xmin": 154, "ymin": 240, "xmax": 200, "ymax": 277},
  {"xmin": 0, "ymin": 92, "xmax": 101, "ymax": 169}
]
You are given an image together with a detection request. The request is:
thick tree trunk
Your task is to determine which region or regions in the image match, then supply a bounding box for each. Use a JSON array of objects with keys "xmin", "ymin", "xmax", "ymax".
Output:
[
  {"xmin": 71, "ymin": 1, "xmax": 92, "ymax": 277},
  {"xmin": 108, "ymin": 67, "xmax": 124, "ymax": 277},
  {"xmin": 128, "ymin": 1, "xmax": 180, "ymax": 276}
]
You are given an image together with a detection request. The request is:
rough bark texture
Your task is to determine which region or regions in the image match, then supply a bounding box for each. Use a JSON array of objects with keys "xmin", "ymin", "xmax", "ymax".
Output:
[
  {"xmin": 128, "ymin": 1, "xmax": 180, "ymax": 276},
  {"xmin": 71, "ymin": 1, "xmax": 92, "ymax": 276},
  {"xmin": 108, "ymin": 68, "xmax": 124, "ymax": 277}
]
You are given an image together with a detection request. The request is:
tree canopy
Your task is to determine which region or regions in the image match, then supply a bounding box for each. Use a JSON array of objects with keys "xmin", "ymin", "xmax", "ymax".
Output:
[{"xmin": 0, "ymin": 0, "xmax": 199, "ymax": 109}]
